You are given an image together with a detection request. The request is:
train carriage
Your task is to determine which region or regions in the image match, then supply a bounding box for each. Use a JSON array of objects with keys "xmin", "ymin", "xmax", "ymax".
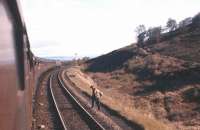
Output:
[{"xmin": 0, "ymin": 1, "xmax": 55, "ymax": 129}]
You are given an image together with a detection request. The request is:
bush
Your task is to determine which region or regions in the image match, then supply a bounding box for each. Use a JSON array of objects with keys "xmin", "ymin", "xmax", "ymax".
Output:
[{"xmin": 192, "ymin": 12, "xmax": 200, "ymax": 27}]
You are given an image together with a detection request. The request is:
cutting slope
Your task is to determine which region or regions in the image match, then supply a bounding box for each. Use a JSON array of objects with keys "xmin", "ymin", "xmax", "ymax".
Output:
[{"xmin": 84, "ymin": 22, "xmax": 200, "ymax": 130}]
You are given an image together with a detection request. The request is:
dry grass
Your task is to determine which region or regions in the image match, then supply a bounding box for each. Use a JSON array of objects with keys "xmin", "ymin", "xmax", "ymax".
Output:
[
  {"xmin": 63, "ymin": 67, "xmax": 173, "ymax": 130},
  {"xmin": 125, "ymin": 53, "xmax": 186, "ymax": 75}
]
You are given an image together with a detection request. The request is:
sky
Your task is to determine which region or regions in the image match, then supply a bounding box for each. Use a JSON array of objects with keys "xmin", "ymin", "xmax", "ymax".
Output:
[{"xmin": 20, "ymin": 0, "xmax": 200, "ymax": 58}]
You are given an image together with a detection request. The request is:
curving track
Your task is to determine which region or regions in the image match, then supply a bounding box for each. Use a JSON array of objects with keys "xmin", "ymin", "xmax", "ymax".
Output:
[{"xmin": 49, "ymin": 71, "xmax": 106, "ymax": 130}]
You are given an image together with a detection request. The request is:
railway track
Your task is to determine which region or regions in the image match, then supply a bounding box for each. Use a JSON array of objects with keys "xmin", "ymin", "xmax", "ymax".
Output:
[{"xmin": 49, "ymin": 71, "xmax": 106, "ymax": 130}]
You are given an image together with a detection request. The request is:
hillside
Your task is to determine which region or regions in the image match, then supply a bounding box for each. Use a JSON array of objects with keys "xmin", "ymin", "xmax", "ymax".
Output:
[{"xmin": 83, "ymin": 21, "xmax": 200, "ymax": 129}]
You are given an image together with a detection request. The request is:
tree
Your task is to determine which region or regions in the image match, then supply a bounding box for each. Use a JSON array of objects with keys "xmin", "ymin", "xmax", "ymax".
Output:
[
  {"xmin": 137, "ymin": 32, "xmax": 146, "ymax": 46},
  {"xmin": 179, "ymin": 17, "xmax": 192, "ymax": 28},
  {"xmin": 135, "ymin": 25, "xmax": 146, "ymax": 46},
  {"xmin": 192, "ymin": 12, "xmax": 200, "ymax": 27},
  {"xmin": 147, "ymin": 26, "xmax": 161, "ymax": 43},
  {"xmin": 135, "ymin": 25, "xmax": 146, "ymax": 35},
  {"xmin": 166, "ymin": 18, "xmax": 177, "ymax": 31}
]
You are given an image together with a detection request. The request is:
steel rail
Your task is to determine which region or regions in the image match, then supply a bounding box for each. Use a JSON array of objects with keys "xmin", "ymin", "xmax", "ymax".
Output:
[
  {"xmin": 49, "ymin": 73, "xmax": 68, "ymax": 130},
  {"xmin": 58, "ymin": 71, "xmax": 106, "ymax": 130}
]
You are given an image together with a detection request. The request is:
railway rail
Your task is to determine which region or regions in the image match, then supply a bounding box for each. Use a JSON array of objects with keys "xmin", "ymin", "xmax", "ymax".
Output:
[{"xmin": 49, "ymin": 71, "xmax": 106, "ymax": 130}]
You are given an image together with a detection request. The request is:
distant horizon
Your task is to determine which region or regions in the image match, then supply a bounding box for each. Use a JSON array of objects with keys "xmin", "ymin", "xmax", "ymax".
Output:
[{"xmin": 41, "ymin": 55, "xmax": 97, "ymax": 60}]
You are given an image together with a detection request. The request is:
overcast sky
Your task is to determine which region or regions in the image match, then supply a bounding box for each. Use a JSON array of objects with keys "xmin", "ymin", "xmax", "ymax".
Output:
[{"xmin": 20, "ymin": 0, "xmax": 200, "ymax": 58}]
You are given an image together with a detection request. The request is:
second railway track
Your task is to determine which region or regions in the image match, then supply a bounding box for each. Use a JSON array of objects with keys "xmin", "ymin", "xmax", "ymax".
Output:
[{"xmin": 49, "ymin": 71, "xmax": 106, "ymax": 130}]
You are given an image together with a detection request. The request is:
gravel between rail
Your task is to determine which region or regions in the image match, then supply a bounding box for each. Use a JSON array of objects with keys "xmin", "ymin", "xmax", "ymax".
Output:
[{"xmin": 50, "ymin": 71, "xmax": 92, "ymax": 130}]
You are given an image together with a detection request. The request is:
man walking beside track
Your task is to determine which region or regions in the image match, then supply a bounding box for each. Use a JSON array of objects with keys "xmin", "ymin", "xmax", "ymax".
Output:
[{"xmin": 90, "ymin": 85, "xmax": 103, "ymax": 110}]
